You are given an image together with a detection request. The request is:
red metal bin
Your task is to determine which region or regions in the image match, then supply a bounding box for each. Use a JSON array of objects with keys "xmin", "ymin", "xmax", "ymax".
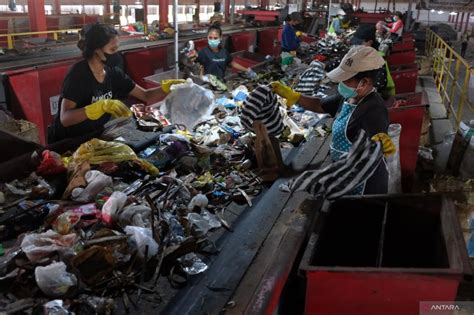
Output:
[
  {"xmin": 300, "ymin": 194, "xmax": 472, "ymax": 315},
  {"xmin": 6, "ymin": 59, "xmax": 79, "ymax": 144},
  {"xmin": 258, "ymin": 28, "xmax": 281, "ymax": 57},
  {"xmin": 387, "ymin": 92, "xmax": 428, "ymax": 192},
  {"xmin": 391, "ymin": 41, "xmax": 415, "ymax": 52},
  {"xmin": 387, "ymin": 50, "xmax": 416, "ymax": 66},
  {"xmin": 390, "ymin": 63, "xmax": 419, "ymax": 93}
]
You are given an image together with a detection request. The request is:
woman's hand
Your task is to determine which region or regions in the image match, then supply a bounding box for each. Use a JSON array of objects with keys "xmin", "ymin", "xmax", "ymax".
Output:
[
  {"xmin": 270, "ymin": 81, "xmax": 301, "ymax": 107},
  {"xmin": 85, "ymin": 99, "xmax": 132, "ymax": 120}
]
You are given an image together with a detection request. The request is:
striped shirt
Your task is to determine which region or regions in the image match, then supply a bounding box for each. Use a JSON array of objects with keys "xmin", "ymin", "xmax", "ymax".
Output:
[{"xmin": 241, "ymin": 85, "xmax": 285, "ymax": 136}]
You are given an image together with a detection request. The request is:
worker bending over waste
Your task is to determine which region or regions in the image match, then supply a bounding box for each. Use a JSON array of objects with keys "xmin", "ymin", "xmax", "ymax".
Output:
[{"xmin": 272, "ymin": 46, "xmax": 395, "ymax": 195}]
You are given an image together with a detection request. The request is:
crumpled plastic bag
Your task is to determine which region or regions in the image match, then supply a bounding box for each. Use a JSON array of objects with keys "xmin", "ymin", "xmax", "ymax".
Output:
[
  {"xmin": 36, "ymin": 150, "xmax": 67, "ymax": 176},
  {"xmin": 21, "ymin": 230, "xmax": 77, "ymax": 262},
  {"xmin": 115, "ymin": 204, "xmax": 152, "ymax": 228},
  {"xmin": 35, "ymin": 262, "xmax": 77, "ymax": 297},
  {"xmin": 101, "ymin": 191, "xmax": 127, "ymax": 225},
  {"xmin": 70, "ymin": 138, "xmax": 158, "ymax": 175},
  {"xmin": 72, "ymin": 138, "xmax": 136, "ymax": 164},
  {"xmin": 161, "ymin": 79, "xmax": 215, "ymax": 130},
  {"xmin": 71, "ymin": 170, "xmax": 113, "ymax": 203},
  {"xmin": 187, "ymin": 209, "xmax": 221, "ymax": 235},
  {"xmin": 124, "ymin": 226, "xmax": 158, "ymax": 260}
]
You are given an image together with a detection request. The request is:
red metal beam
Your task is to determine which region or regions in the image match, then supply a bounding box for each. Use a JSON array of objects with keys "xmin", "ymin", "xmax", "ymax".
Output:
[
  {"xmin": 460, "ymin": 12, "xmax": 465, "ymax": 31},
  {"xmin": 464, "ymin": 13, "xmax": 471, "ymax": 33},
  {"xmin": 225, "ymin": 0, "xmax": 230, "ymax": 22},
  {"xmin": 454, "ymin": 12, "xmax": 460, "ymax": 31},
  {"xmin": 27, "ymin": 0, "xmax": 47, "ymax": 33},
  {"xmin": 159, "ymin": 0, "xmax": 169, "ymax": 28},
  {"xmin": 105, "ymin": 0, "xmax": 111, "ymax": 18},
  {"xmin": 54, "ymin": 0, "xmax": 61, "ymax": 15},
  {"xmin": 143, "ymin": 0, "xmax": 148, "ymax": 32}
]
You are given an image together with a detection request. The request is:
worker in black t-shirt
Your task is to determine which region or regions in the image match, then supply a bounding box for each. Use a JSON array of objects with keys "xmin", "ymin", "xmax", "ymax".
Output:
[
  {"xmin": 49, "ymin": 23, "xmax": 184, "ymax": 143},
  {"xmin": 196, "ymin": 24, "xmax": 256, "ymax": 80},
  {"xmin": 271, "ymin": 46, "xmax": 395, "ymax": 195}
]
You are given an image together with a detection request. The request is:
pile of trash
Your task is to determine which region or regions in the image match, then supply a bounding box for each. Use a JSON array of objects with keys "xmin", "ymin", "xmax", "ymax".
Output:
[{"xmin": 0, "ymin": 36, "xmax": 344, "ymax": 313}]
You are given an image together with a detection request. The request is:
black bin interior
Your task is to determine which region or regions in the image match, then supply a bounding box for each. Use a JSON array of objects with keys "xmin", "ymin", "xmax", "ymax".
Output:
[{"xmin": 311, "ymin": 197, "xmax": 450, "ymax": 269}]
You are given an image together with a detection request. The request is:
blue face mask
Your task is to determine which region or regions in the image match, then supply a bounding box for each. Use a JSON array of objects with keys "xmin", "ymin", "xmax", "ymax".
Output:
[
  {"xmin": 338, "ymin": 81, "xmax": 358, "ymax": 99},
  {"xmin": 208, "ymin": 39, "xmax": 221, "ymax": 48}
]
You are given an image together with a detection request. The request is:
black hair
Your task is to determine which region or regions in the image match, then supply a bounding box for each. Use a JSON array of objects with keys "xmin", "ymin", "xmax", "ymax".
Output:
[
  {"xmin": 353, "ymin": 69, "xmax": 380, "ymax": 84},
  {"xmin": 395, "ymin": 11, "xmax": 403, "ymax": 18},
  {"xmin": 208, "ymin": 23, "xmax": 222, "ymax": 36},
  {"xmin": 79, "ymin": 23, "xmax": 118, "ymax": 59}
]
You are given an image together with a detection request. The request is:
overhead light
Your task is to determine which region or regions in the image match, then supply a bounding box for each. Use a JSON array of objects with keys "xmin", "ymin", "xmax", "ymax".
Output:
[
  {"xmin": 437, "ymin": 10, "xmax": 444, "ymax": 14},
  {"xmin": 449, "ymin": 11, "xmax": 457, "ymax": 15},
  {"xmin": 324, "ymin": 5, "xmax": 328, "ymax": 8},
  {"xmin": 430, "ymin": 9, "xmax": 435, "ymax": 13}
]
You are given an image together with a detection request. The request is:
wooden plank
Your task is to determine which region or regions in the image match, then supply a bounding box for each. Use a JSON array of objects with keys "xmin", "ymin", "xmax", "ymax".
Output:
[{"xmin": 161, "ymin": 135, "xmax": 329, "ymax": 315}]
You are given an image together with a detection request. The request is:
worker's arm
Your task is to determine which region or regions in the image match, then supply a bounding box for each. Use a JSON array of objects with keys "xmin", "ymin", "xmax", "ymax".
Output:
[
  {"xmin": 333, "ymin": 18, "xmax": 343, "ymax": 34},
  {"xmin": 298, "ymin": 95, "xmax": 325, "ymax": 113},
  {"xmin": 60, "ymin": 98, "xmax": 88, "ymax": 127},
  {"xmin": 60, "ymin": 98, "xmax": 131, "ymax": 126},
  {"xmin": 129, "ymin": 79, "xmax": 185, "ymax": 103},
  {"xmin": 389, "ymin": 21, "xmax": 403, "ymax": 33},
  {"xmin": 129, "ymin": 85, "xmax": 167, "ymax": 104},
  {"xmin": 230, "ymin": 60, "xmax": 251, "ymax": 73}
]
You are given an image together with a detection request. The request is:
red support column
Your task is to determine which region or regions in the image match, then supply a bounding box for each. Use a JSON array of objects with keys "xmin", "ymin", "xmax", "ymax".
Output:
[
  {"xmin": 460, "ymin": 12, "xmax": 465, "ymax": 31},
  {"xmin": 27, "ymin": 0, "xmax": 47, "ymax": 33},
  {"xmin": 224, "ymin": 0, "xmax": 230, "ymax": 21},
  {"xmin": 54, "ymin": 0, "xmax": 61, "ymax": 15},
  {"xmin": 159, "ymin": 0, "xmax": 169, "ymax": 29},
  {"xmin": 143, "ymin": 0, "xmax": 148, "ymax": 32},
  {"xmin": 261, "ymin": 0, "xmax": 269, "ymax": 9},
  {"xmin": 454, "ymin": 12, "xmax": 460, "ymax": 31},
  {"xmin": 464, "ymin": 13, "xmax": 471, "ymax": 33},
  {"xmin": 105, "ymin": 0, "xmax": 111, "ymax": 19}
]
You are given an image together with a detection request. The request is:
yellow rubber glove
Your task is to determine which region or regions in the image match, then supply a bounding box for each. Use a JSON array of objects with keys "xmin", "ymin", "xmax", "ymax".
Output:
[
  {"xmin": 296, "ymin": 31, "xmax": 303, "ymax": 37},
  {"xmin": 371, "ymin": 133, "xmax": 396, "ymax": 157},
  {"xmin": 270, "ymin": 81, "xmax": 301, "ymax": 107},
  {"xmin": 161, "ymin": 79, "xmax": 186, "ymax": 93},
  {"xmin": 85, "ymin": 99, "xmax": 132, "ymax": 120}
]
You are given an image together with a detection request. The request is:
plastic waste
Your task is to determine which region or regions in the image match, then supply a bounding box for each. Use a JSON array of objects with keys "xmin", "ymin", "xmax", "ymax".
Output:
[
  {"xmin": 53, "ymin": 204, "xmax": 101, "ymax": 235},
  {"xmin": 44, "ymin": 300, "xmax": 72, "ymax": 315},
  {"xmin": 72, "ymin": 138, "xmax": 137, "ymax": 165},
  {"xmin": 163, "ymin": 212, "xmax": 185, "ymax": 244},
  {"xmin": 21, "ymin": 230, "xmax": 77, "ymax": 262},
  {"xmin": 179, "ymin": 253, "xmax": 208, "ymax": 275},
  {"xmin": 114, "ymin": 204, "xmax": 152, "ymax": 228},
  {"xmin": 146, "ymin": 141, "xmax": 190, "ymax": 169},
  {"xmin": 124, "ymin": 226, "xmax": 159, "ymax": 260},
  {"xmin": 386, "ymin": 124, "xmax": 402, "ymax": 193},
  {"xmin": 188, "ymin": 194, "xmax": 209, "ymax": 211},
  {"xmin": 71, "ymin": 170, "xmax": 113, "ymax": 203},
  {"xmin": 159, "ymin": 133, "xmax": 190, "ymax": 143},
  {"xmin": 36, "ymin": 150, "xmax": 67, "ymax": 176},
  {"xmin": 187, "ymin": 209, "xmax": 221, "ymax": 235},
  {"xmin": 35, "ymin": 262, "xmax": 77, "ymax": 297},
  {"xmin": 101, "ymin": 191, "xmax": 127, "ymax": 225},
  {"xmin": 161, "ymin": 79, "xmax": 216, "ymax": 129}
]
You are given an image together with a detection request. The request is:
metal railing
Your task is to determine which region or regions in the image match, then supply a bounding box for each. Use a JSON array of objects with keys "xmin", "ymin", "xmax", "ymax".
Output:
[
  {"xmin": 425, "ymin": 28, "xmax": 474, "ymax": 129},
  {"xmin": 0, "ymin": 29, "xmax": 81, "ymax": 50}
]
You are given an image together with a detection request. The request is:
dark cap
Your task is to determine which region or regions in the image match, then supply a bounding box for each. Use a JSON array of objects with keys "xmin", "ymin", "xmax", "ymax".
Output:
[
  {"xmin": 350, "ymin": 24, "xmax": 376, "ymax": 46},
  {"xmin": 289, "ymin": 12, "xmax": 304, "ymax": 22}
]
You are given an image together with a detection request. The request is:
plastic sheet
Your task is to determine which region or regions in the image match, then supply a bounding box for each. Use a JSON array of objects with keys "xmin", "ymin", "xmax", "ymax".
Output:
[
  {"xmin": 72, "ymin": 138, "xmax": 137, "ymax": 165},
  {"xmin": 35, "ymin": 262, "xmax": 77, "ymax": 297},
  {"xmin": 161, "ymin": 80, "xmax": 215, "ymax": 130},
  {"xmin": 124, "ymin": 226, "xmax": 158, "ymax": 259},
  {"xmin": 387, "ymin": 124, "xmax": 402, "ymax": 193},
  {"xmin": 101, "ymin": 191, "xmax": 127, "ymax": 225},
  {"xmin": 179, "ymin": 253, "xmax": 208, "ymax": 275},
  {"xmin": 21, "ymin": 230, "xmax": 77, "ymax": 262}
]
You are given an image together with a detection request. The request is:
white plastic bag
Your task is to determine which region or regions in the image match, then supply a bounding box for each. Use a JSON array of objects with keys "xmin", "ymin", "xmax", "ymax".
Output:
[
  {"xmin": 21, "ymin": 230, "xmax": 77, "ymax": 262},
  {"xmin": 124, "ymin": 226, "xmax": 158, "ymax": 260},
  {"xmin": 387, "ymin": 124, "xmax": 402, "ymax": 193},
  {"xmin": 35, "ymin": 262, "xmax": 77, "ymax": 297},
  {"xmin": 101, "ymin": 191, "xmax": 127, "ymax": 224},
  {"xmin": 161, "ymin": 79, "xmax": 215, "ymax": 130}
]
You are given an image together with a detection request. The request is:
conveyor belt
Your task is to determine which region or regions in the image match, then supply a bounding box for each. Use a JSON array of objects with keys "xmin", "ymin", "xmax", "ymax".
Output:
[{"xmin": 0, "ymin": 25, "xmax": 278, "ymax": 73}]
